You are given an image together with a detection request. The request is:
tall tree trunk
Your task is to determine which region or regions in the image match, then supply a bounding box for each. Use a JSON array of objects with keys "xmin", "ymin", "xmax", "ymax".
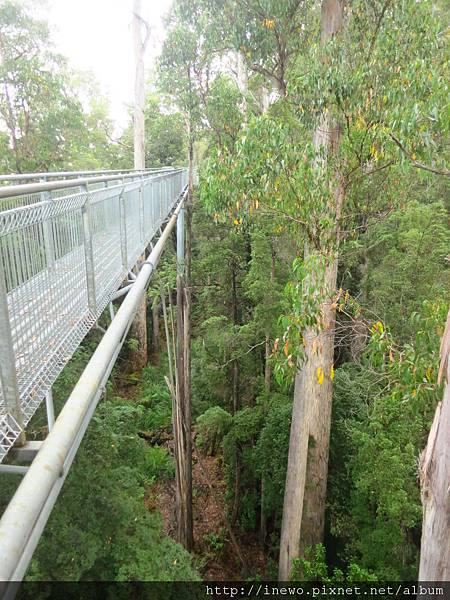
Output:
[
  {"xmin": 132, "ymin": 0, "xmax": 147, "ymax": 170},
  {"xmin": 230, "ymin": 258, "xmax": 241, "ymax": 525},
  {"xmin": 279, "ymin": 0, "xmax": 344, "ymax": 581},
  {"xmin": 130, "ymin": 0, "xmax": 149, "ymax": 370},
  {"xmin": 130, "ymin": 254, "xmax": 148, "ymax": 371},
  {"xmin": 418, "ymin": 310, "xmax": 450, "ymax": 580},
  {"xmin": 150, "ymin": 298, "xmax": 160, "ymax": 364},
  {"xmin": 173, "ymin": 128, "xmax": 194, "ymax": 551}
]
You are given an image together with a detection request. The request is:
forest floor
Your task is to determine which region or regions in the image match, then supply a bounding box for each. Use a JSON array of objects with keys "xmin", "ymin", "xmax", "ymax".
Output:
[
  {"xmin": 145, "ymin": 440, "xmax": 267, "ymax": 580},
  {"xmin": 116, "ymin": 360, "xmax": 267, "ymax": 580}
]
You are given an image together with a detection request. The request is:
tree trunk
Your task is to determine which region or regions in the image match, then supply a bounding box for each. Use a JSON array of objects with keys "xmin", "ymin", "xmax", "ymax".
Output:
[
  {"xmin": 418, "ymin": 309, "xmax": 450, "ymax": 580},
  {"xmin": 132, "ymin": 0, "xmax": 147, "ymax": 170},
  {"xmin": 173, "ymin": 131, "xmax": 194, "ymax": 551},
  {"xmin": 150, "ymin": 298, "xmax": 160, "ymax": 364},
  {"xmin": 129, "ymin": 254, "xmax": 148, "ymax": 371},
  {"xmin": 130, "ymin": 1, "xmax": 149, "ymax": 370},
  {"xmin": 279, "ymin": 0, "xmax": 344, "ymax": 581}
]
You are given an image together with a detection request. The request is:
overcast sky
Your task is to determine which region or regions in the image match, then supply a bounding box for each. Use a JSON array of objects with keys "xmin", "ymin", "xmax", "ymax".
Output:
[{"xmin": 45, "ymin": 0, "xmax": 173, "ymax": 131}]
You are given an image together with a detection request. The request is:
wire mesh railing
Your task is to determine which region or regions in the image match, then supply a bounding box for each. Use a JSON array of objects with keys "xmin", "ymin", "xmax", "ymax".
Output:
[{"xmin": 0, "ymin": 168, "xmax": 187, "ymax": 462}]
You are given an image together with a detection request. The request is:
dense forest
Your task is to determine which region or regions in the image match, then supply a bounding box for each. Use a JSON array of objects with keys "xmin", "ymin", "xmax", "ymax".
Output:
[{"xmin": 0, "ymin": 0, "xmax": 449, "ymax": 588}]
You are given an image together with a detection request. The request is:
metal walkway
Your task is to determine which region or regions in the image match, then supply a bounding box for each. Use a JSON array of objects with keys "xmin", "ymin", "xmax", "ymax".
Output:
[{"xmin": 0, "ymin": 168, "xmax": 187, "ymax": 462}]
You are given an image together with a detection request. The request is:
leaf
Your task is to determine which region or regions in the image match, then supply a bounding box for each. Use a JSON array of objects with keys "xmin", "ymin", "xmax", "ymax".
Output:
[{"xmin": 317, "ymin": 367, "xmax": 324, "ymax": 385}]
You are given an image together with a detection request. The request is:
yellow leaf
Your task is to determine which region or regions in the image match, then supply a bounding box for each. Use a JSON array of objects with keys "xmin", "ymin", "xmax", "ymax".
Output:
[
  {"xmin": 316, "ymin": 367, "xmax": 324, "ymax": 385},
  {"xmin": 330, "ymin": 364, "xmax": 335, "ymax": 381},
  {"xmin": 426, "ymin": 366, "xmax": 432, "ymax": 381},
  {"xmin": 283, "ymin": 340, "xmax": 289, "ymax": 357},
  {"xmin": 373, "ymin": 321, "xmax": 384, "ymax": 334}
]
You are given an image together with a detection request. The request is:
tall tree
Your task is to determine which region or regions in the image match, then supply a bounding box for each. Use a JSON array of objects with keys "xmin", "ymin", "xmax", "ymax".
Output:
[
  {"xmin": 130, "ymin": 0, "xmax": 150, "ymax": 371},
  {"xmin": 278, "ymin": 0, "xmax": 344, "ymax": 579},
  {"xmin": 419, "ymin": 309, "xmax": 450, "ymax": 580}
]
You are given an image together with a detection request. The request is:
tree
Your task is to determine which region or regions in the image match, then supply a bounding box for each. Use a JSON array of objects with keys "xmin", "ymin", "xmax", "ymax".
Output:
[
  {"xmin": 0, "ymin": 1, "xmax": 121, "ymax": 173},
  {"xmin": 419, "ymin": 309, "xmax": 450, "ymax": 580},
  {"xmin": 129, "ymin": 0, "xmax": 150, "ymax": 372}
]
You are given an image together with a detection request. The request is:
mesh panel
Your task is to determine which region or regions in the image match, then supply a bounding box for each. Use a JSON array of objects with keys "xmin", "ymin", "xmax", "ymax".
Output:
[{"xmin": 0, "ymin": 170, "xmax": 188, "ymax": 461}]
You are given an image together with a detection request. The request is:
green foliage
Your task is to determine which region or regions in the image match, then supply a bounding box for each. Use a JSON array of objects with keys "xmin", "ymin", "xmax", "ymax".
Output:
[
  {"xmin": 20, "ymin": 341, "xmax": 197, "ymax": 582},
  {"xmin": 196, "ymin": 406, "xmax": 232, "ymax": 455},
  {"xmin": 203, "ymin": 528, "xmax": 227, "ymax": 554},
  {"xmin": 145, "ymin": 446, "xmax": 175, "ymax": 483},
  {"xmin": 0, "ymin": 1, "xmax": 120, "ymax": 173},
  {"xmin": 291, "ymin": 544, "xmax": 376, "ymax": 583},
  {"xmin": 361, "ymin": 201, "xmax": 450, "ymax": 341},
  {"xmin": 328, "ymin": 301, "xmax": 447, "ymax": 579}
]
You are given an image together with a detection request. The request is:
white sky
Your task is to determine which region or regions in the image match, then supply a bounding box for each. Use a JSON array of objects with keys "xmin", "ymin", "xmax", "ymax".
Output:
[{"xmin": 44, "ymin": 0, "xmax": 173, "ymax": 131}]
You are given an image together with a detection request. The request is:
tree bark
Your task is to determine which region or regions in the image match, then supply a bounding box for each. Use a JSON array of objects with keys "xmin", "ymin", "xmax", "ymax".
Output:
[
  {"xmin": 150, "ymin": 298, "xmax": 160, "ymax": 364},
  {"xmin": 129, "ymin": 254, "xmax": 148, "ymax": 371},
  {"xmin": 132, "ymin": 0, "xmax": 147, "ymax": 170},
  {"xmin": 418, "ymin": 309, "xmax": 450, "ymax": 581},
  {"xmin": 279, "ymin": 0, "xmax": 344, "ymax": 581},
  {"xmin": 173, "ymin": 130, "xmax": 194, "ymax": 551},
  {"xmin": 130, "ymin": 1, "xmax": 149, "ymax": 370}
]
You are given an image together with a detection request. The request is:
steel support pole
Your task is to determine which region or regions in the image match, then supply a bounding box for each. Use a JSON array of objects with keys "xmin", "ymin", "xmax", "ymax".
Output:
[
  {"xmin": 139, "ymin": 175, "xmax": 145, "ymax": 243},
  {"xmin": 45, "ymin": 389, "xmax": 55, "ymax": 431},
  {"xmin": 40, "ymin": 191, "xmax": 55, "ymax": 270},
  {"xmin": 81, "ymin": 189, "xmax": 97, "ymax": 315},
  {"xmin": 119, "ymin": 188, "xmax": 128, "ymax": 270},
  {"xmin": 0, "ymin": 269, "xmax": 24, "ymax": 441},
  {"xmin": 0, "ymin": 193, "xmax": 186, "ymax": 587}
]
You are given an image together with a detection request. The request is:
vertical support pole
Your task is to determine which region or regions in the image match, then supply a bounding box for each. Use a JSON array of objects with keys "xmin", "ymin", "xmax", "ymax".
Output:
[
  {"xmin": 119, "ymin": 187, "xmax": 128, "ymax": 270},
  {"xmin": 0, "ymin": 268, "xmax": 25, "ymax": 444},
  {"xmin": 81, "ymin": 186, "xmax": 97, "ymax": 315},
  {"xmin": 109, "ymin": 302, "xmax": 115, "ymax": 322},
  {"xmin": 176, "ymin": 206, "xmax": 185, "ymax": 275},
  {"xmin": 41, "ymin": 190, "xmax": 55, "ymax": 270},
  {"xmin": 139, "ymin": 175, "xmax": 145, "ymax": 243},
  {"xmin": 45, "ymin": 388, "xmax": 55, "ymax": 431}
]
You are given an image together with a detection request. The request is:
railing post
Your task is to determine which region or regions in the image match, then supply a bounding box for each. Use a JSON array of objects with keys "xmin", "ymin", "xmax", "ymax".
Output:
[
  {"xmin": 119, "ymin": 186, "xmax": 128, "ymax": 270},
  {"xmin": 0, "ymin": 267, "xmax": 25, "ymax": 442},
  {"xmin": 42, "ymin": 191, "xmax": 55, "ymax": 269},
  {"xmin": 81, "ymin": 186, "xmax": 97, "ymax": 315},
  {"xmin": 45, "ymin": 388, "xmax": 55, "ymax": 431},
  {"xmin": 139, "ymin": 175, "xmax": 145, "ymax": 243}
]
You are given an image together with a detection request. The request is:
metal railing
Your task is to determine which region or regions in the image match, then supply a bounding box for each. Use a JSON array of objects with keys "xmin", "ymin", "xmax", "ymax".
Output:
[
  {"xmin": 0, "ymin": 168, "xmax": 188, "ymax": 462},
  {"xmin": 0, "ymin": 167, "xmax": 174, "ymax": 183}
]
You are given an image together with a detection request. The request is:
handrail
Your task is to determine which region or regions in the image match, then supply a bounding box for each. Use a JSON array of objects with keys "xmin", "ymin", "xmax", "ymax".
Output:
[
  {"xmin": 0, "ymin": 168, "xmax": 184, "ymax": 200},
  {"xmin": 0, "ymin": 167, "xmax": 174, "ymax": 183}
]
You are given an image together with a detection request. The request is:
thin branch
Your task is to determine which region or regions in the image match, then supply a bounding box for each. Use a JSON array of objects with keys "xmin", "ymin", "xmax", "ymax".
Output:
[{"xmin": 389, "ymin": 134, "xmax": 450, "ymax": 177}]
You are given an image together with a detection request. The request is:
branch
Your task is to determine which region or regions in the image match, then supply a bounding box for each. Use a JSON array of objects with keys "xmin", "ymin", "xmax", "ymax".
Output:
[
  {"xmin": 368, "ymin": 0, "xmax": 393, "ymax": 57},
  {"xmin": 132, "ymin": 11, "xmax": 151, "ymax": 52},
  {"xmin": 389, "ymin": 134, "xmax": 450, "ymax": 177}
]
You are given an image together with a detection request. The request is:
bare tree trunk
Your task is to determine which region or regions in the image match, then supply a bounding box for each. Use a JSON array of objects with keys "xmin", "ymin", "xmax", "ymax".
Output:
[
  {"xmin": 150, "ymin": 298, "xmax": 159, "ymax": 364},
  {"xmin": 183, "ymin": 130, "xmax": 194, "ymax": 549},
  {"xmin": 130, "ymin": 1, "xmax": 149, "ymax": 370},
  {"xmin": 173, "ymin": 130, "xmax": 194, "ymax": 551},
  {"xmin": 418, "ymin": 309, "xmax": 450, "ymax": 581},
  {"xmin": 279, "ymin": 0, "xmax": 344, "ymax": 581},
  {"xmin": 132, "ymin": 0, "xmax": 148, "ymax": 170},
  {"xmin": 130, "ymin": 254, "xmax": 148, "ymax": 371}
]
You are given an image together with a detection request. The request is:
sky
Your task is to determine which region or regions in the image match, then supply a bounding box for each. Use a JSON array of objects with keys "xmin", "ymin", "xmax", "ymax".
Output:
[{"xmin": 45, "ymin": 0, "xmax": 173, "ymax": 131}]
